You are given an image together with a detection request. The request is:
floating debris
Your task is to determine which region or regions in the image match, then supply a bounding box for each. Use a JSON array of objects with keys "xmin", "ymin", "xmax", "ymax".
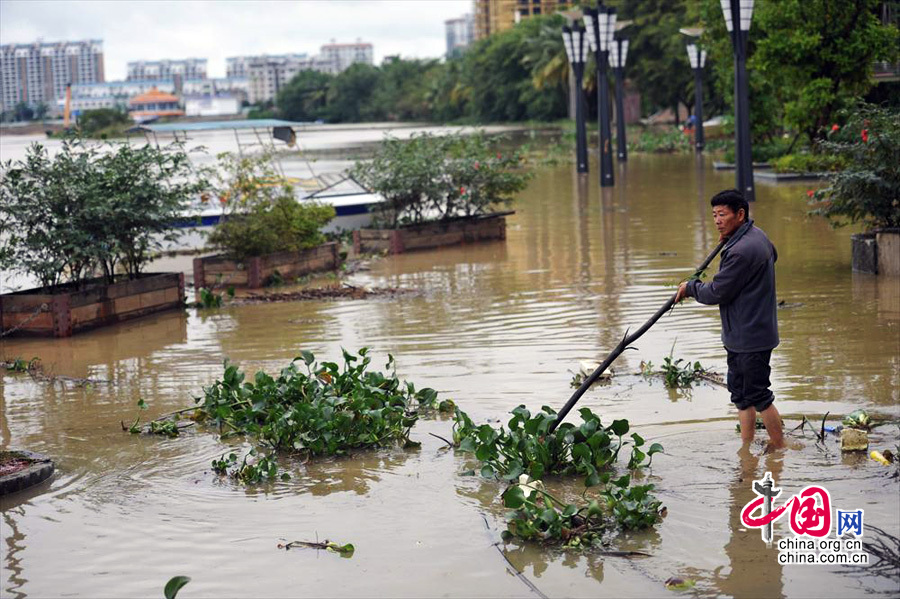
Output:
[
  {"xmin": 870, "ymin": 450, "xmax": 893, "ymax": 466},
  {"xmin": 569, "ymin": 361, "xmax": 613, "ymax": 388},
  {"xmin": 843, "ymin": 409, "xmax": 871, "ymax": 431},
  {"xmin": 840, "ymin": 428, "xmax": 869, "ymax": 452},
  {"xmin": 665, "ymin": 577, "xmax": 696, "ymax": 591},
  {"xmin": 277, "ymin": 539, "xmax": 355, "ymax": 557},
  {"xmin": 231, "ymin": 283, "xmax": 417, "ymax": 304}
]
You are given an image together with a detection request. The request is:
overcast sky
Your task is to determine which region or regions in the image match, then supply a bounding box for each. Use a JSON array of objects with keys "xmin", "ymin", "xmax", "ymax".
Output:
[{"xmin": 0, "ymin": 0, "xmax": 472, "ymax": 79}]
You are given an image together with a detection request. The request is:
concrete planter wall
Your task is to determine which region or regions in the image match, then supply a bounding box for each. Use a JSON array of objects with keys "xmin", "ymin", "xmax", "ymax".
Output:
[
  {"xmin": 876, "ymin": 229, "xmax": 899, "ymax": 276},
  {"xmin": 851, "ymin": 229, "xmax": 899, "ymax": 276},
  {"xmin": 193, "ymin": 242, "xmax": 340, "ymax": 290},
  {"xmin": 0, "ymin": 273, "xmax": 184, "ymax": 338},
  {"xmin": 352, "ymin": 212, "xmax": 511, "ymax": 255}
]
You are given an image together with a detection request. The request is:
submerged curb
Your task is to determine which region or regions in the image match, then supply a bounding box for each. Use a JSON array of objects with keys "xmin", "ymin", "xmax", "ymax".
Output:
[{"xmin": 0, "ymin": 450, "xmax": 54, "ymax": 496}]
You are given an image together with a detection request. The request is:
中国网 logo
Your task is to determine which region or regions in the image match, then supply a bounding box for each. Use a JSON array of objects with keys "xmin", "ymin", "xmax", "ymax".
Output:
[{"xmin": 740, "ymin": 472, "xmax": 869, "ymax": 565}]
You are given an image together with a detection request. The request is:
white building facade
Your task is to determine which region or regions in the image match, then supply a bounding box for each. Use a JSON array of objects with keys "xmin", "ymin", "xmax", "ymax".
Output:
[
  {"xmin": 0, "ymin": 39, "xmax": 104, "ymax": 112},
  {"xmin": 126, "ymin": 58, "xmax": 207, "ymax": 81},
  {"xmin": 318, "ymin": 41, "xmax": 374, "ymax": 74}
]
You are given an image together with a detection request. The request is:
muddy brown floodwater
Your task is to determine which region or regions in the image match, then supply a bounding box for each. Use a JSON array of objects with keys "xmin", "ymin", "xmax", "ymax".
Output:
[{"xmin": 1, "ymin": 153, "xmax": 898, "ymax": 598}]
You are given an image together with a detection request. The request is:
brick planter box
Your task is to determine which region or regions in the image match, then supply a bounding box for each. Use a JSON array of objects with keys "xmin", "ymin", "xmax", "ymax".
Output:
[
  {"xmin": 0, "ymin": 272, "xmax": 185, "ymax": 338},
  {"xmin": 352, "ymin": 212, "xmax": 512, "ymax": 255},
  {"xmin": 193, "ymin": 242, "xmax": 340, "ymax": 290}
]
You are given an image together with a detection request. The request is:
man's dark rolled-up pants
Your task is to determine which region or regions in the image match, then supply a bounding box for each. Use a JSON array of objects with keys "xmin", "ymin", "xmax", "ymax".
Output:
[{"xmin": 726, "ymin": 349, "xmax": 775, "ymax": 412}]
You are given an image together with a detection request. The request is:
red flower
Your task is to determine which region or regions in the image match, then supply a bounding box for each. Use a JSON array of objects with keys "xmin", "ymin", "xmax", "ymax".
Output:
[
  {"xmin": 831, "ymin": 124, "xmax": 839, "ymax": 132},
  {"xmin": 861, "ymin": 129, "xmax": 869, "ymax": 143},
  {"xmin": 807, "ymin": 189, "xmax": 815, "ymax": 198},
  {"xmin": 460, "ymin": 186, "xmax": 467, "ymax": 195},
  {"xmin": 496, "ymin": 153, "xmax": 502, "ymax": 160},
  {"xmin": 474, "ymin": 161, "xmax": 480, "ymax": 170}
]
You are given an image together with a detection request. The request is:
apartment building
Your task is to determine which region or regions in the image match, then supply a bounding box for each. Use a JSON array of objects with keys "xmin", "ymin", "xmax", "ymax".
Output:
[
  {"xmin": 474, "ymin": 0, "xmax": 571, "ymax": 40},
  {"xmin": 0, "ymin": 39, "xmax": 104, "ymax": 112},
  {"xmin": 445, "ymin": 14, "xmax": 475, "ymax": 56},
  {"xmin": 126, "ymin": 58, "xmax": 207, "ymax": 81},
  {"xmin": 244, "ymin": 41, "xmax": 372, "ymax": 103},
  {"xmin": 227, "ymin": 54, "xmax": 307, "ymax": 79},
  {"xmin": 318, "ymin": 40, "xmax": 373, "ymax": 75}
]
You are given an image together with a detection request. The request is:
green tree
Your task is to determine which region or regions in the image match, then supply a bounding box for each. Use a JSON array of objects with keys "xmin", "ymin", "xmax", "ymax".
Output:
[
  {"xmin": 13, "ymin": 102, "xmax": 33, "ymax": 122},
  {"xmin": 617, "ymin": 0, "xmax": 694, "ymax": 122},
  {"xmin": 326, "ymin": 63, "xmax": 382, "ymax": 122},
  {"xmin": 370, "ymin": 57, "xmax": 442, "ymax": 121},
  {"xmin": 460, "ymin": 14, "xmax": 567, "ymax": 122},
  {"xmin": 276, "ymin": 70, "xmax": 332, "ymax": 121},
  {"xmin": 700, "ymin": 0, "xmax": 898, "ymax": 144},
  {"xmin": 77, "ymin": 107, "xmax": 130, "ymax": 137},
  {"xmin": 752, "ymin": 0, "xmax": 898, "ymax": 142}
]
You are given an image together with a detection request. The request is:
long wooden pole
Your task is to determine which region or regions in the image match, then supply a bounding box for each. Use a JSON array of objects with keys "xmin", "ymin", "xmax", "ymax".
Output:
[{"xmin": 549, "ymin": 239, "xmax": 728, "ymax": 433}]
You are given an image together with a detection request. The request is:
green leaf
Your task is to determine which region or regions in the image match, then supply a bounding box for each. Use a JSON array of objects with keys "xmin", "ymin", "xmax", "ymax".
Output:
[
  {"xmin": 480, "ymin": 464, "xmax": 495, "ymax": 478},
  {"xmin": 503, "ymin": 485, "xmax": 527, "ymax": 509},
  {"xmin": 137, "ymin": 399, "xmax": 147, "ymax": 410},
  {"xmin": 297, "ymin": 350, "xmax": 315, "ymax": 366},
  {"xmin": 609, "ymin": 419, "xmax": 629, "ymax": 436},
  {"xmin": 164, "ymin": 576, "xmax": 191, "ymax": 599},
  {"xmin": 647, "ymin": 443, "xmax": 664, "ymax": 455}
]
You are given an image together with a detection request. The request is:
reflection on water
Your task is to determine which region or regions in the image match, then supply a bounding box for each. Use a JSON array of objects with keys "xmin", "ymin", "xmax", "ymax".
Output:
[
  {"xmin": 715, "ymin": 445, "xmax": 785, "ymax": 599},
  {"xmin": 1, "ymin": 152, "xmax": 898, "ymax": 597}
]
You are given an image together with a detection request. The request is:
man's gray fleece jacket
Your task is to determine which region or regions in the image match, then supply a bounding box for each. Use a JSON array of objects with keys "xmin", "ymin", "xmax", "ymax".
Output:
[{"xmin": 686, "ymin": 220, "xmax": 779, "ymax": 353}]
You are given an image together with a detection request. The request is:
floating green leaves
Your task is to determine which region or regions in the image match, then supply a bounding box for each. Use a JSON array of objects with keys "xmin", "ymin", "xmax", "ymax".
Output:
[
  {"xmin": 454, "ymin": 406, "xmax": 665, "ymax": 544},
  {"xmin": 195, "ymin": 348, "xmax": 445, "ymax": 484},
  {"xmin": 453, "ymin": 405, "xmax": 661, "ymax": 485}
]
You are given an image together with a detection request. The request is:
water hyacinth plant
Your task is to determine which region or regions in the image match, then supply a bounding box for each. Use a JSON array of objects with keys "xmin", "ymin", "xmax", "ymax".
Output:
[
  {"xmin": 453, "ymin": 405, "xmax": 663, "ymax": 485},
  {"xmin": 454, "ymin": 405, "xmax": 665, "ymax": 545},
  {"xmin": 197, "ymin": 348, "xmax": 442, "ymax": 458}
]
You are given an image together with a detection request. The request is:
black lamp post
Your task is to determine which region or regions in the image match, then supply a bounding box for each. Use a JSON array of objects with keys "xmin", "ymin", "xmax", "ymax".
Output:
[
  {"xmin": 583, "ymin": 5, "xmax": 616, "ymax": 187},
  {"xmin": 562, "ymin": 24, "xmax": 589, "ymax": 173},
  {"xmin": 722, "ymin": 0, "xmax": 755, "ymax": 201},
  {"xmin": 609, "ymin": 36, "xmax": 629, "ymax": 161},
  {"xmin": 686, "ymin": 43, "xmax": 707, "ymax": 152}
]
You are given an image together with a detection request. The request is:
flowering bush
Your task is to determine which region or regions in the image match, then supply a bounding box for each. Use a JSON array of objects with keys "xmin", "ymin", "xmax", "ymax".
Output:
[{"xmin": 809, "ymin": 103, "xmax": 900, "ymax": 229}]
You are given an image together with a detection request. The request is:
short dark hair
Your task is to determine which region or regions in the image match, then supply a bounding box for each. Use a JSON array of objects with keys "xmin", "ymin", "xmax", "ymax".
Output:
[{"xmin": 710, "ymin": 189, "xmax": 749, "ymax": 220}]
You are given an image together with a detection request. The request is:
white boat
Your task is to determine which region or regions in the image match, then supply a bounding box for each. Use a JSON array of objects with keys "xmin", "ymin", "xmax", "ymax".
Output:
[{"xmin": 135, "ymin": 119, "xmax": 384, "ymax": 252}]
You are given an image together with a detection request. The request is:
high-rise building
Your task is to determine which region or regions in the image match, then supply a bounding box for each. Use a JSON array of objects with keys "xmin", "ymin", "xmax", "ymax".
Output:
[
  {"xmin": 0, "ymin": 39, "xmax": 104, "ymax": 112},
  {"xmin": 126, "ymin": 58, "xmax": 207, "ymax": 81},
  {"xmin": 318, "ymin": 40, "xmax": 373, "ymax": 75},
  {"xmin": 227, "ymin": 54, "xmax": 307, "ymax": 79},
  {"xmin": 474, "ymin": 0, "xmax": 570, "ymax": 40},
  {"xmin": 445, "ymin": 14, "xmax": 475, "ymax": 56},
  {"xmin": 241, "ymin": 42, "xmax": 372, "ymax": 104},
  {"xmin": 247, "ymin": 56, "xmax": 306, "ymax": 104}
]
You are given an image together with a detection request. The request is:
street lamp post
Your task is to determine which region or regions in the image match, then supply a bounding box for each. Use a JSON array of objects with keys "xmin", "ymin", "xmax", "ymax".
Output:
[
  {"xmin": 583, "ymin": 5, "xmax": 617, "ymax": 187},
  {"xmin": 722, "ymin": 0, "xmax": 755, "ymax": 201},
  {"xmin": 686, "ymin": 43, "xmax": 707, "ymax": 152},
  {"xmin": 609, "ymin": 37, "xmax": 629, "ymax": 161},
  {"xmin": 562, "ymin": 25, "xmax": 589, "ymax": 173}
]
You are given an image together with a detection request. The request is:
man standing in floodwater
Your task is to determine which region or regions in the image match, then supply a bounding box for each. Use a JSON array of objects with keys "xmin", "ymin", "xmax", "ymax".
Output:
[{"xmin": 675, "ymin": 189, "xmax": 785, "ymax": 449}]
